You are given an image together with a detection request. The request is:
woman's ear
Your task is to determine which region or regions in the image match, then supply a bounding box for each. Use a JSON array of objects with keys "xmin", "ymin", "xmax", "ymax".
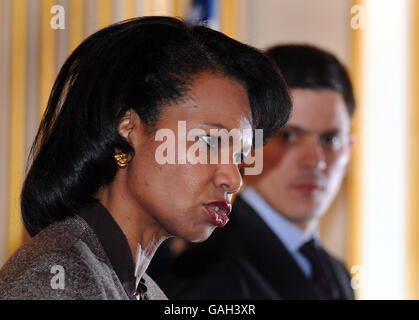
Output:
[
  {"xmin": 117, "ymin": 109, "xmax": 145, "ymax": 150},
  {"xmin": 118, "ymin": 109, "xmax": 135, "ymax": 141}
]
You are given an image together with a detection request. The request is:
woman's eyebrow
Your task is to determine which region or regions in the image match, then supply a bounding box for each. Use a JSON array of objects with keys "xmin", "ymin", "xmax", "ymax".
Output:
[
  {"xmin": 197, "ymin": 122, "xmax": 253, "ymax": 147},
  {"xmin": 198, "ymin": 122, "xmax": 228, "ymax": 130},
  {"xmin": 284, "ymin": 125, "xmax": 343, "ymax": 135}
]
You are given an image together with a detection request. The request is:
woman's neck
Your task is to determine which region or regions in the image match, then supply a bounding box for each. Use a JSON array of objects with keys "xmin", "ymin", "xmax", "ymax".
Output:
[{"xmin": 96, "ymin": 183, "xmax": 170, "ymax": 280}]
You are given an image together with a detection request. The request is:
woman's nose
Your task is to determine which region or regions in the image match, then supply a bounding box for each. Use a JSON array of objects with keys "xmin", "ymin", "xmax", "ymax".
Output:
[{"xmin": 213, "ymin": 164, "xmax": 243, "ymax": 194}]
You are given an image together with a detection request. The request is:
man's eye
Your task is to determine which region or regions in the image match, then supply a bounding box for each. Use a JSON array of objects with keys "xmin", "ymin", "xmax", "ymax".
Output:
[
  {"xmin": 321, "ymin": 134, "xmax": 342, "ymax": 149},
  {"xmin": 321, "ymin": 134, "xmax": 339, "ymax": 145},
  {"xmin": 279, "ymin": 130, "xmax": 296, "ymax": 141}
]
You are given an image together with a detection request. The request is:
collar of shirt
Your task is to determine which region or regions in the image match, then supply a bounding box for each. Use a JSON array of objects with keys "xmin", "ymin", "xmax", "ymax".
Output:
[
  {"xmin": 240, "ymin": 187, "xmax": 319, "ymax": 277},
  {"xmin": 77, "ymin": 199, "xmax": 138, "ymax": 298}
]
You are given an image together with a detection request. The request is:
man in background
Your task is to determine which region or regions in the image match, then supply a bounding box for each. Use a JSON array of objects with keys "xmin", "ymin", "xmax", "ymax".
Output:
[{"xmin": 148, "ymin": 44, "xmax": 356, "ymax": 300}]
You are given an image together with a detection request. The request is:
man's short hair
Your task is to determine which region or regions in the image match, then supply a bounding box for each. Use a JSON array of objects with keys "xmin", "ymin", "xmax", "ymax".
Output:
[{"xmin": 265, "ymin": 44, "xmax": 355, "ymax": 117}]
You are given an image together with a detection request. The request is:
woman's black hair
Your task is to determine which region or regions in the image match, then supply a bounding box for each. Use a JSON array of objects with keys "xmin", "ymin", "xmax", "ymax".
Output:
[
  {"xmin": 22, "ymin": 16, "xmax": 291, "ymax": 236},
  {"xmin": 265, "ymin": 44, "xmax": 355, "ymax": 117}
]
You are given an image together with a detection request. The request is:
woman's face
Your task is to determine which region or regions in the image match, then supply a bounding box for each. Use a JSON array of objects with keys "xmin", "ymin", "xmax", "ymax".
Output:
[{"xmin": 123, "ymin": 72, "xmax": 252, "ymax": 242}]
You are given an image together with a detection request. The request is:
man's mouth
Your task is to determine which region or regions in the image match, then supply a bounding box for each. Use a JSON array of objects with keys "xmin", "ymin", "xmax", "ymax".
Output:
[{"xmin": 290, "ymin": 183, "xmax": 325, "ymax": 193}]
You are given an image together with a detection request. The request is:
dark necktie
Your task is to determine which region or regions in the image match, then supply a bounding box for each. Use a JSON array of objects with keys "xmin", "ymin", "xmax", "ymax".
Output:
[{"xmin": 299, "ymin": 239, "xmax": 341, "ymax": 300}]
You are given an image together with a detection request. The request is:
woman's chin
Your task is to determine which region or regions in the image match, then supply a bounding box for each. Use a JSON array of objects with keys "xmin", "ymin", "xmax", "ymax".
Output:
[{"xmin": 184, "ymin": 226, "xmax": 216, "ymax": 243}]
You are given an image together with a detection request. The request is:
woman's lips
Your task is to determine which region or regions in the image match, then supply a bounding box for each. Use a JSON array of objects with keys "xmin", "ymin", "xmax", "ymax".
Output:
[{"xmin": 204, "ymin": 201, "xmax": 232, "ymax": 227}]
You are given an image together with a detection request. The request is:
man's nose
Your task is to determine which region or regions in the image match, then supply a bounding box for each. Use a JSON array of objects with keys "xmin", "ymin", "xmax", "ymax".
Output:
[
  {"xmin": 213, "ymin": 164, "xmax": 243, "ymax": 194},
  {"xmin": 300, "ymin": 137, "xmax": 327, "ymax": 171}
]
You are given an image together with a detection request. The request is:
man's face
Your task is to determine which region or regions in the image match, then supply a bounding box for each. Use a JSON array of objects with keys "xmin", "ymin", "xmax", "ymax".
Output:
[{"xmin": 250, "ymin": 89, "xmax": 353, "ymax": 231}]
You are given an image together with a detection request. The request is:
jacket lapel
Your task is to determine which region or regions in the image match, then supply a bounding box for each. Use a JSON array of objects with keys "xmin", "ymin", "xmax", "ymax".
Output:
[
  {"xmin": 321, "ymin": 249, "xmax": 355, "ymax": 300},
  {"xmin": 230, "ymin": 197, "xmax": 320, "ymax": 299}
]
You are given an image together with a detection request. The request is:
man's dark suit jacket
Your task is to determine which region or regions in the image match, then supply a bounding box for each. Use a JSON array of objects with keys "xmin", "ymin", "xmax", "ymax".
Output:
[{"xmin": 150, "ymin": 196, "xmax": 355, "ymax": 300}]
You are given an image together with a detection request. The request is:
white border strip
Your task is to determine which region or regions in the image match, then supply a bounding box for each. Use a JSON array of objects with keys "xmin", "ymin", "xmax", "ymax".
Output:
[{"xmin": 361, "ymin": 0, "xmax": 409, "ymax": 299}]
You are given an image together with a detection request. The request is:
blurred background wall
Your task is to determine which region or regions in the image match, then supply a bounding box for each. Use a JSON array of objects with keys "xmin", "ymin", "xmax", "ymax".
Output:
[{"xmin": 0, "ymin": 0, "xmax": 417, "ymax": 299}]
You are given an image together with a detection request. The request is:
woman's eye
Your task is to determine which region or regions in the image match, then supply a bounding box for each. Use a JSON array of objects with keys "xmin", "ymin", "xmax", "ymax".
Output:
[
  {"xmin": 199, "ymin": 135, "xmax": 219, "ymax": 150},
  {"xmin": 233, "ymin": 152, "xmax": 245, "ymax": 164}
]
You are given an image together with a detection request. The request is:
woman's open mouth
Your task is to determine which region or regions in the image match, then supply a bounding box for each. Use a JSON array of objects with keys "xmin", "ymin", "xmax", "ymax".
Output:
[{"xmin": 203, "ymin": 201, "xmax": 232, "ymax": 227}]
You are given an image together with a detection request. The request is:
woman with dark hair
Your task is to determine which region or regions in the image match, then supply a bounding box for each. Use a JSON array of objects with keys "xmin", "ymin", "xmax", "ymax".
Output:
[{"xmin": 0, "ymin": 16, "xmax": 291, "ymax": 299}]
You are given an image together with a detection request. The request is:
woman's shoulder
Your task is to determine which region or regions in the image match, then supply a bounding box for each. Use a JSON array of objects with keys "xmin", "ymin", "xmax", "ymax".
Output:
[
  {"xmin": 142, "ymin": 273, "xmax": 168, "ymax": 300},
  {"xmin": 1, "ymin": 215, "xmax": 91, "ymax": 272},
  {"xmin": 0, "ymin": 215, "xmax": 119, "ymax": 299}
]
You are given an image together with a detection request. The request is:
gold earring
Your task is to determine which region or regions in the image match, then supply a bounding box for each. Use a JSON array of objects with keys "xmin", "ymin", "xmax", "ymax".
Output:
[{"xmin": 114, "ymin": 152, "xmax": 129, "ymax": 169}]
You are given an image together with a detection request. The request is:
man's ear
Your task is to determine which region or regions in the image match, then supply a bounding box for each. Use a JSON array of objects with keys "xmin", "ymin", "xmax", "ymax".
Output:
[{"xmin": 118, "ymin": 109, "xmax": 135, "ymax": 141}]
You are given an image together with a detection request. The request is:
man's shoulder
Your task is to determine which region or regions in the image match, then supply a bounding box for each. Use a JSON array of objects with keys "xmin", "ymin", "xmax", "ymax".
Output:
[
  {"xmin": 320, "ymin": 247, "xmax": 351, "ymax": 274},
  {"xmin": 156, "ymin": 250, "xmax": 246, "ymax": 299}
]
